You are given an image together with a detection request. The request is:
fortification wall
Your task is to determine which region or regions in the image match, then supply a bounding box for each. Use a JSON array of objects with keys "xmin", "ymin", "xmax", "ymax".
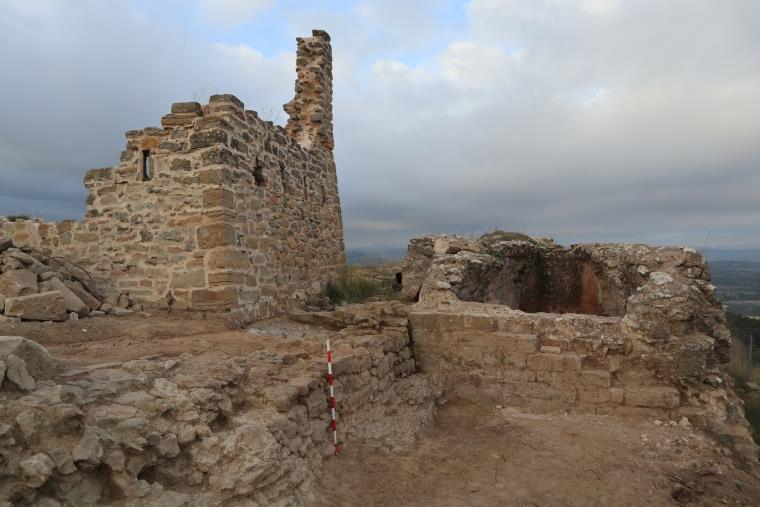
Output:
[{"xmin": 0, "ymin": 30, "xmax": 345, "ymax": 324}]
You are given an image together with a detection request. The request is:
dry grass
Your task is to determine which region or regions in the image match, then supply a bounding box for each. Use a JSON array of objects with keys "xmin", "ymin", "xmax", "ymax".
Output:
[
  {"xmin": 320, "ymin": 264, "xmax": 406, "ymax": 306},
  {"xmin": 728, "ymin": 332, "xmax": 760, "ymax": 444}
]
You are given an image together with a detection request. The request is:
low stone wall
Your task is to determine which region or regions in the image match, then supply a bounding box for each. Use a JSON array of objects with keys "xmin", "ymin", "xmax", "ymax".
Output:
[
  {"xmin": 410, "ymin": 305, "xmax": 666, "ymax": 411},
  {"xmin": 409, "ymin": 301, "xmax": 757, "ymax": 463},
  {"xmin": 0, "ymin": 303, "xmax": 441, "ymax": 506}
]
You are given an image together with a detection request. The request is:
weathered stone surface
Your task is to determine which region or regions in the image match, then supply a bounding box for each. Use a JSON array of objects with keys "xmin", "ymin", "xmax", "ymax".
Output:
[
  {"xmin": 171, "ymin": 269, "xmax": 206, "ymax": 289},
  {"xmin": 4, "ymin": 353, "xmax": 36, "ymax": 390},
  {"xmin": 157, "ymin": 433, "xmax": 180, "ymax": 458},
  {"xmin": 20, "ymin": 453, "xmax": 55, "ymax": 488},
  {"xmin": 0, "ymin": 336, "xmax": 57, "ymax": 380},
  {"xmin": 625, "ymin": 386, "xmax": 680, "ymax": 409},
  {"xmin": 0, "ymin": 303, "xmax": 442, "ymax": 506},
  {"xmin": 171, "ymin": 101, "xmax": 203, "ymax": 114},
  {"xmin": 0, "ymin": 268, "xmax": 38, "ymax": 298},
  {"xmin": 63, "ymin": 280, "xmax": 102, "ymax": 311},
  {"xmin": 0, "ymin": 236, "xmax": 12, "ymax": 252},
  {"xmin": 4, "ymin": 291, "xmax": 67, "ymax": 321},
  {"xmin": 48, "ymin": 277, "xmax": 90, "ymax": 316},
  {"xmin": 49, "ymin": 448, "xmax": 77, "ymax": 474}
]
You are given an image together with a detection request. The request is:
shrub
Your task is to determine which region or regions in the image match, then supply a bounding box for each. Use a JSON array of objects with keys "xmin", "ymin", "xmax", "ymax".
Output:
[
  {"xmin": 6, "ymin": 214, "xmax": 30, "ymax": 222},
  {"xmin": 322, "ymin": 265, "xmax": 406, "ymax": 305},
  {"xmin": 480, "ymin": 230, "xmax": 533, "ymax": 245}
]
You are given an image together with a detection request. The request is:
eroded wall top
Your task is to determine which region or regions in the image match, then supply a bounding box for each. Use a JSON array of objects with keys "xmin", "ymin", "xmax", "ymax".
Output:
[{"xmin": 284, "ymin": 30, "xmax": 334, "ymax": 151}]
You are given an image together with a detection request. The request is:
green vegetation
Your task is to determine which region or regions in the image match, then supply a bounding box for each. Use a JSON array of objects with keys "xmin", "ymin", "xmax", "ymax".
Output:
[
  {"xmin": 727, "ymin": 312, "xmax": 760, "ymax": 344},
  {"xmin": 726, "ymin": 312, "xmax": 760, "ymax": 444},
  {"xmin": 479, "ymin": 229, "xmax": 533, "ymax": 245},
  {"xmin": 711, "ymin": 261, "xmax": 760, "ymax": 315},
  {"xmin": 314, "ymin": 264, "xmax": 406, "ymax": 306},
  {"xmin": 326, "ymin": 276, "xmax": 393, "ymax": 304},
  {"xmin": 5, "ymin": 214, "xmax": 30, "ymax": 222},
  {"xmin": 479, "ymin": 230, "xmax": 534, "ymax": 259}
]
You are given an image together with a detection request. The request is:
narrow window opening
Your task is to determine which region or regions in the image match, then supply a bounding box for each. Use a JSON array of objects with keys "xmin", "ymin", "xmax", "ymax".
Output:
[
  {"xmin": 141, "ymin": 150, "xmax": 152, "ymax": 181},
  {"xmin": 253, "ymin": 160, "xmax": 266, "ymax": 187}
]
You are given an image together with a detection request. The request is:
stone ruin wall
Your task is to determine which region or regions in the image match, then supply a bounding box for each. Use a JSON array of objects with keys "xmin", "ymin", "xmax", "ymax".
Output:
[
  {"xmin": 0, "ymin": 303, "xmax": 442, "ymax": 506},
  {"xmin": 402, "ymin": 234, "xmax": 757, "ymax": 462},
  {"xmin": 0, "ymin": 30, "xmax": 344, "ymax": 325}
]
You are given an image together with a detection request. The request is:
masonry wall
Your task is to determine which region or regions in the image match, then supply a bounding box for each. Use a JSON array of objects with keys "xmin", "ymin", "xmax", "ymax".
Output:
[{"xmin": 0, "ymin": 30, "xmax": 345, "ymax": 323}]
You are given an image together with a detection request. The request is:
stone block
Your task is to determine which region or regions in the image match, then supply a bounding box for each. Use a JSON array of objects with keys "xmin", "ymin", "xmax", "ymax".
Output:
[
  {"xmin": 625, "ymin": 386, "xmax": 680, "ymax": 409},
  {"xmin": 172, "ymin": 269, "xmax": 206, "ymax": 289},
  {"xmin": 196, "ymin": 223, "xmax": 235, "ymax": 249},
  {"xmin": 576, "ymin": 387, "xmax": 612, "ymax": 404},
  {"xmin": 0, "ymin": 269, "xmax": 38, "ymax": 298},
  {"xmin": 202, "ymin": 188, "xmax": 234, "ymax": 209},
  {"xmin": 578, "ymin": 369, "xmax": 611, "ymax": 389},
  {"xmin": 73, "ymin": 232, "xmax": 99, "ymax": 243},
  {"xmin": 195, "ymin": 168, "xmax": 233, "ymax": 185},
  {"xmin": 499, "ymin": 369, "xmax": 536, "ymax": 383},
  {"xmin": 526, "ymin": 353, "xmax": 583, "ymax": 372},
  {"xmin": 47, "ymin": 277, "xmax": 89, "ymax": 316},
  {"xmin": 190, "ymin": 287, "xmax": 238, "ymax": 310},
  {"xmin": 209, "ymin": 94, "xmax": 244, "ymax": 109},
  {"xmin": 189, "ymin": 129, "xmax": 229, "ymax": 149},
  {"xmin": 162, "ymin": 113, "xmax": 198, "ymax": 128},
  {"xmin": 4, "ymin": 291, "xmax": 67, "ymax": 321},
  {"xmin": 467, "ymin": 314, "xmax": 496, "ymax": 332},
  {"xmin": 208, "ymin": 272, "xmax": 245, "ymax": 286},
  {"xmin": 171, "ymin": 102, "xmax": 203, "ymax": 114},
  {"xmin": 83, "ymin": 167, "xmax": 113, "ymax": 187},
  {"xmin": 170, "ymin": 158, "xmax": 192, "ymax": 171},
  {"xmin": 497, "ymin": 333, "xmax": 539, "ymax": 354},
  {"xmin": 200, "ymin": 147, "xmax": 238, "ymax": 166}
]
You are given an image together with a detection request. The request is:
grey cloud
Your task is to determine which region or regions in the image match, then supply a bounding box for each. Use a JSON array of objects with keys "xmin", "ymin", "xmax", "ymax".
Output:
[
  {"xmin": 0, "ymin": 0, "xmax": 294, "ymax": 219},
  {"xmin": 1, "ymin": 0, "xmax": 758, "ymax": 251}
]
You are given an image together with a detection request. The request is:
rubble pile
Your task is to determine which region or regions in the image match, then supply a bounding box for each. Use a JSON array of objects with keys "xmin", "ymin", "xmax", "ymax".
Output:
[{"xmin": 0, "ymin": 238, "xmax": 139, "ymax": 323}]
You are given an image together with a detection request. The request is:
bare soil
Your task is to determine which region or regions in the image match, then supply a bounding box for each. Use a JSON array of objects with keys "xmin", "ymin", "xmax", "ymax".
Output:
[
  {"xmin": 3, "ymin": 314, "xmax": 760, "ymax": 505},
  {"xmin": 314, "ymin": 398, "xmax": 760, "ymax": 506},
  {"xmin": 0, "ymin": 313, "xmax": 329, "ymax": 369}
]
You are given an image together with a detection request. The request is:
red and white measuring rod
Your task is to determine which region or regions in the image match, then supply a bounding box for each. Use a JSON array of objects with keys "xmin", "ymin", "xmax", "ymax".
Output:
[{"xmin": 326, "ymin": 339, "xmax": 340, "ymax": 455}]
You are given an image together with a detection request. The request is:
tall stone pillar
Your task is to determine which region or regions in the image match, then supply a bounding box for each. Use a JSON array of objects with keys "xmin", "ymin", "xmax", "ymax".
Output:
[{"xmin": 284, "ymin": 30, "xmax": 334, "ymax": 151}]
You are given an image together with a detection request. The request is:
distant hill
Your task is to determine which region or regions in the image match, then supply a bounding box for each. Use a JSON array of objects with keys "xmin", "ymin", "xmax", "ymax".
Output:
[
  {"xmin": 710, "ymin": 260, "xmax": 760, "ymax": 317},
  {"xmin": 703, "ymin": 249, "xmax": 760, "ymax": 263},
  {"xmin": 346, "ymin": 246, "xmax": 406, "ymax": 266}
]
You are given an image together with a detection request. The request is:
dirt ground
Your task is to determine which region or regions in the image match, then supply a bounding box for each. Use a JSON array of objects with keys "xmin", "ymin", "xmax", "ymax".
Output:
[
  {"xmin": 315, "ymin": 398, "xmax": 760, "ymax": 506},
  {"xmin": 3, "ymin": 314, "xmax": 760, "ymax": 505},
  {"xmin": 0, "ymin": 313, "xmax": 330, "ymax": 369}
]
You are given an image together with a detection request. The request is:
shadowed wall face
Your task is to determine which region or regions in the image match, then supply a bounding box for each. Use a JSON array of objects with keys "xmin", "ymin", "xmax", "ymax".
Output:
[{"xmin": 456, "ymin": 250, "xmax": 625, "ymax": 317}]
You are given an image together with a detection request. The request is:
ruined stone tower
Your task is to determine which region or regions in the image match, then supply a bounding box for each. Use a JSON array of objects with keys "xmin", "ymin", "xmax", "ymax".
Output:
[
  {"xmin": 0, "ymin": 30, "xmax": 345, "ymax": 324},
  {"xmin": 285, "ymin": 30, "xmax": 334, "ymax": 150}
]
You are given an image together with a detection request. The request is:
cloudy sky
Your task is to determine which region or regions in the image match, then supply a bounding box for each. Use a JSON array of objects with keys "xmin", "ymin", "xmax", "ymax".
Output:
[{"xmin": 1, "ymin": 0, "xmax": 759, "ymax": 250}]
